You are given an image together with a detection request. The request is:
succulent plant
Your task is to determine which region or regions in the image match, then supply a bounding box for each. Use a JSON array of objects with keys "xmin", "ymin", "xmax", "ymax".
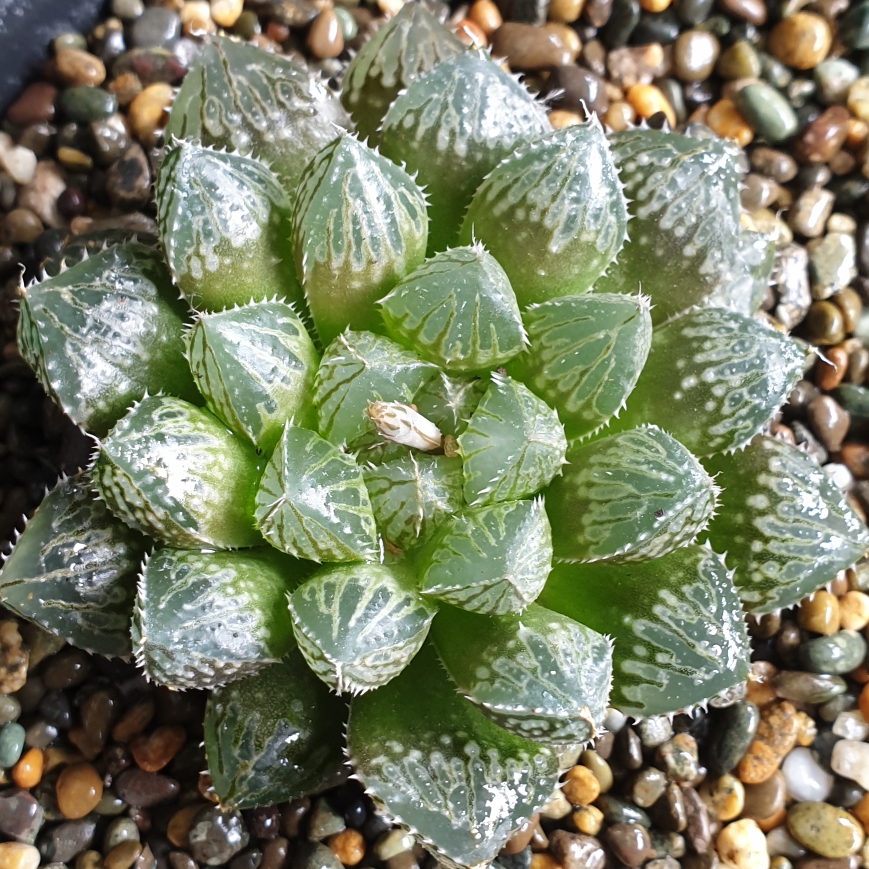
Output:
[{"xmin": 3, "ymin": 18, "xmax": 868, "ymax": 868}]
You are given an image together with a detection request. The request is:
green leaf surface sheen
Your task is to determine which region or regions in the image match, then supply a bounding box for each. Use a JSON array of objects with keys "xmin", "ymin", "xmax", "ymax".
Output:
[
  {"xmin": 156, "ymin": 140, "xmax": 302, "ymax": 312},
  {"xmin": 292, "ymin": 136, "xmax": 429, "ymax": 347},
  {"xmin": 94, "ymin": 396, "xmax": 262, "ymax": 549},
  {"xmin": 506, "ymin": 293, "xmax": 652, "ymax": 440},
  {"xmin": 416, "ymin": 498, "xmax": 552, "ymax": 615},
  {"xmin": 0, "ymin": 474, "xmax": 146, "ymax": 658},
  {"xmin": 340, "ymin": 2, "xmax": 463, "ymax": 145},
  {"xmin": 205, "ymin": 652, "xmax": 346, "ymax": 810},
  {"xmin": 185, "ymin": 300, "xmax": 319, "ymax": 453},
  {"xmin": 538, "ymin": 544, "xmax": 750, "ymax": 718},
  {"xmin": 16, "ymin": 243, "xmax": 197, "ymax": 437},
  {"xmin": 132, "ymin": 546, "xmax": 306, "ymax": 690},
  {"xmin": 460, "ymin": 121, "xmax": 628, "ymax": 305},
  {"xmin": 314, "ymin": 330, "xmax": 438, "ymax": 448},
  {"xmin": 254, "ymin": 425, "xmax": 378, "ymax": 563},
  {"xmin": 412, "ymin": 372, "xmax": 486, "ymax": 437},
  {"xmin": 164, "ymin": 35, "xmax": 347, "ymax": 187},
  {"xmin": 348, "ymin": 641, "xmax": 558, "ymax": 869},
  {"xmin": 703, "ymin": 436, "xmax": 869, "ymax": 614},
  {"xmin": 458, "ymin": 374, "xmax": 566, "ymax": 506},
  {"xmin": 378, "ymin": 245, "xmax": 527, "ymax": 373},
  {"xmin": 289, "ymin": 561, "xmax": 438, "ymax": 694},
  {"xmin": 545, "ymin": 426, "xmax": 718, "ymax": 564},
  {"xmin": 432, "ymin": 603, "xmax": 612, "ymax": 746},
  {"xmin": 704, "ymin": 228, "xmax": 775, "ymax": 316},
  {"xmin": 379, "ymin": 52, "xmax": 551, "ymax": 255},
  {"xmin": 614, "ymin": 308, "xmax": 805, "ymax": 457}
]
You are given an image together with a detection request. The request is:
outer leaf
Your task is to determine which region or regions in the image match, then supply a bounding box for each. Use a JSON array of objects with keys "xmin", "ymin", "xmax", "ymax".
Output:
[
  {"xmin": 204, "ymin": 652, "xmax": 346, "ymax": 810},
  {"xmin": 94, "ymin": 396, "xmax": 262, "ymax": 549},
  {"xmin": 507, "ymin": 293, "xmax": 652, "ymax": 440},
  {"xmin": 185, "ymin": 300, "xmax": 319, "ymax": 453},
  {"xmin": 132, "ymin": 546, "xmax": 306, "ymax": 690},
  {"xmin": 615, "ymin": 308, "xmax": 805, "ymax": 457},
  {"xmin": 164, "ymin": 35, "xmax": 347, "ymax": 186},
  {"xmin": 460, "ymin": 121, "xmax": 628, "ymax": 305},
  {"xmin": 288, "ymin": 561, "xmax": 438, "ymax": 694},
  {"xmin": 458, "ymin": 374, "xmax": 566, "ymax": 506},
  {"xmin": 292, "ymin": 136, "xmax": 429, "ymax": 346},
  {"xmin": 314, "ymin": 330, "xmax": 438, "ymax": 448},
  {"xmin": 254, "ymin": 425, "xmax": 378, "ymax": 563},
  {"xmin": 0, "ymin": 474, "xmax": 146, "ymax": 658},
  {"xmin": 416, "ymin": 499, "xmax": 552, "ymax": 615},
  {"xmin": 363, "ymin": 454, "xmax": 464, "ymax": 550},
  {"xmin": 348, "ymin": 641, "xmax": 559, "ymax": 869},
  {"xmin": 545, "ymin": 426, "xmax": 718, "ymax": 563},
  {"xmin": 380, "ymin": 52, "xmax": 551, "ymax": 254},
  {"xmin": 17, "ymin": 243, "xmax": 197, "ymax": 437},
  {"xmin": 156, "ymin": 140, "xmax": 302, "ymax": 312},
  {"xmin": 432, "ymin": 603, "xmax": 612, "ymax": 746},
  {"xmin": 412, "ymin": 372, "xmax": 486, "ymax": 437},
  {"xmin": 539, "ymin": 544, "xmax": 750, "ymax": 718},
  {"xmin": 703, "ymin": 436, "xmax": 869, "ymax": 614}
]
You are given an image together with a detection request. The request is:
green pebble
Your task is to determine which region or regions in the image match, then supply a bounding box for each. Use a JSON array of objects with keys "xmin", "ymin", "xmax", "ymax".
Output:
[
  {"xmin": 232, "ymin": 9, "xmax": 261, "ymax": 38},
  {"xmin": 595, "ymin": 794, "xmax": 651, "ymax": 827},
  {"xmin": 103, "ymin": 817, "xmax": 140, "ymax": 851},
  {"xmin": 95, "ymin": 792, "xmax": 127, "ymax": 816},
  {"xmin": 840, "ymin": 0, "xmax": 869, "ymax": 50},
  {"xmin": 716, "ymin": 41, "xmax": 760, "ymax": 80},
  {"xmin": 799, "ymin": 631, "xmax": 867, "ymax": 675},
  {"xmin": 772, "ymin": 671, "xmax": 848, "ymax": 704},
  {"xmin": 332, "ymin": 6, "xmax": 358, "ymax": 41},
  {"xmin": 814, "ymin": 58, "xmax": 860, "ymax": 105},
  {"xmin": 58, "ymin": 86, "xmax": 118, "ymax": 123},
  {"xmin": 0, "ymin": 721, "xmax": 26, "ymax": 768},
  {"xmin": 735, "ymin": 82, "xmax": 798, "ymax": 142},
  {"xmin": 759, "ymin": 52, "xmax": 793, "ymax": 89},
  {"xmin": 0, "ymin": 695, "xmax": 21, "ymax": 726},
  {"xmin": 695, "ymin": 14, "xmax": 730, "ymax": 36},
  {"xmin": 53, "ymin": 32, "xmax": 88, "ymax": 52},
  {"xmin": 675, "ymin": 0, "xmax": 714, "ymax": 25},
  {"xmin": 708, "ymin": 700, "xmax": 759, "ymax": 776},
  {"xmin": 656, "ymin": 78, "xmax": 686, "ymax": 122},
  {"xmin": 787, "ymin": 802, "xmax": 864, "ymax": 859},
  {"xmin": 818, "ymin": 692, "xmax": 858, "ymax": 722}
]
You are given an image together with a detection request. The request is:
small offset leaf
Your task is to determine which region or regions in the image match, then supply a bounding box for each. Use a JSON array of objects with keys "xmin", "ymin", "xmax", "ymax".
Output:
[
  {"xmin": 314, "ymin": 331, "xmax": 438, "ymax": 448},
  {"xmin": 348, "ymin": 641, "xmax": 558, "ymax": 868},
  {"xmin": 17, "ymin": 243, "xmax": 197, "ymax": 437},
  {"xmin": 156, "ymin": 140, "xmax": 302, "ymax": 312},
  {"xmin": 507, "ymin": 293, "xmax": 652, "ymax": 440},
  {"xmin": 204, "ymin": 652, "xmax": 346, "ymax": 810},
  {"xmin": 615, "ymin": 308, "xmax": 805, "ymax": 457},
  {"xmin": 703, "ymin": 436, "xmax": 869, "ymax": 614},
  {"xmin": 254, "ymin": 425, "xmax": 378, "ymax": 563},
  {"xmin": 289, "ymin": 561, "xmax": 438, "ymax": 694},
  {"xmin": 379, "ymin": 245, "xmax": 526, "ymax": 373},
  {"xmin": 460, "ymin": 121, "xmax": 628, "ymax": 305},
  {"xmin": 0, "ymin": 474, "xmax": 146, "ymax": 658},
  {"xmin": 164, "ymin": 35, "xmax": 347, "ymax": 187},
  {"xmin": 340, "ymin": 2, "xmax": 462, "ymax": 144},
  {"xmin": 458, "ymin": 374, "xmax": 566, "ymax": 506},
  {"xmin": 412, "ymin": 372, "xmax": 486, "ymax": 437},
  {"xmin": 94, "ymin": 396, "xmax": 262, "ymax": 550},
  {"xmin": 293, "ymin": 136, "xmax": 429, "ymax": 347},
  {"xmin": 433, "ymin": 603, "xmax": 612, "ymax": 746},
  {"xmin": 416, "ymin": 498, "xmax": 552, "ymax": 615},
  {"xmin": 545, "ymin": 426, "xmax": 718, "ymax": 564},
  {"xmin": 539, "ymin": 544, "xmax": 750, "ymax": 718},
  {"xmin": 380, "ymin": 52, "xmax": 551, "ymax": 254},
  {"xmin": 133, "ymin": 546, "xmax": 307, "ymax": 690},
  {"xmin": 363, "ymin": 454, "xmax": 464, "ymax": 550},
  {"xmin": 704, "ymin": 228, "xmax": 775, "ymax": 317},
  {"xmin": 185, "ymin": 300, "xmax": 319, "ymax": 453}
]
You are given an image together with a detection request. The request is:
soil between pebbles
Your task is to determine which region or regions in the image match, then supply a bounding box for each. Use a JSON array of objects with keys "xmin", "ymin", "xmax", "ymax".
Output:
[{"xmin": 3, "ymin": 0, "xmax": 869, "ymax": 868}]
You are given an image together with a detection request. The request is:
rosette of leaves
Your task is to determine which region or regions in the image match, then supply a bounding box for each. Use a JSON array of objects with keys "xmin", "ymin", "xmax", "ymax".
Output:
[{"xmin": 3, "ymin": 32, "xmax": 867, "ymax": 869}]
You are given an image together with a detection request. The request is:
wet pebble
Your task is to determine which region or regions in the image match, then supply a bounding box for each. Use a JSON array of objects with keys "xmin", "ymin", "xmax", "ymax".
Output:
[
  {"xmin": 768, "ymin": 12, "xmax": 832, "ymax": 71},
  {"xmin": 781, "ymin": 747, "xmax": 834, "ymax": 802},
  {"xmin": 799, "ymin": 631, "xmax": 867, "ymax": 674},
  {"xmin": 735, "ymin": 81, "xmax": 798, "ymax": 142},
  {"xmin": 774, "ymin": 670, "xmax": 848, "ymax": 704},
  {"xmin": 787, "ymin": 802, "xmax": 864, "ymax": 858},
  {"xmin": 672, "ymin": 30, "xmax": 719, "ymax": 81},
  {"xmin": 833, "ymin": 739, "xmax": 869, "ymax": 789},
  {"xmin": 548, "ymin": 830, "xmax": 606, "ymax": 869},
  {"xmin": 789, "ymin": 188, "xmax": 835, "ymax": 238},
  {"xmin": 0, "ymin": 721, "xmax": 25, "ymax": 768},
  {"xmin": 808, "ymin": 233, "xmax": 857, "ymax": 300},
  {"xmin": 793, "ymin": 107, "xmax": 851, "ymax": 163},
  {"xmin": 833, "ymin": 710, "xmax": 869, "ymax": 741},
  {"xmin": 737, "ymin": 701, "xmax": 799, "ymax": 784},
  {"xmin": 699, "ymin": 775, "xmax": 744, "ymax": 822},
  {"xmin": 114, "ymin": 769, "xmax": 180, "ymax": 807},
  {"xmin": 806, "ymin": 395, "xmax": 851, "ymax": 452},
  {"xmin": 605, "ymin": 824, "xmax": 651, "ymax": 867},
  {"xmin": 708, "ymin": 701, "xmax": 760, "ymax": 776},
  {"xmin": 0, "ymin": 843, "xmax": 40, "ymax": 869},
  {"xmin": 632, "ymin": 768, "xmax": 668, "ymax": 807},
  {"xmin": 0, "ymin": 789, "xmax": 43, "ymax": 843},
  {"xmin": 541, "ymin": 66, "xmax": 609, "ymax": 116},
  {"xmin": 38, "ymin": 817, "xmax": 97, "ymax": 864},
  {"xmin": 131, "ymin": 7, "xmax": 181, "ymax": 48},
  {"xmin": 742, "ymin": 770, "xmax": 787, "ymax": 822},
  {"xmin": 56, "ymin": 762, "xmax": 102, "ymax": 819}
]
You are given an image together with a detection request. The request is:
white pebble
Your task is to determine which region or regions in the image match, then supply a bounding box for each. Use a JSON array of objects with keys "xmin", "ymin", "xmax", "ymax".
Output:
[
  {"xmin": 540, "ymin": 788, "xmax": 572, "ymax": 820},
  {"xmin": 765, "ymin": 826, "xmax": 807, "ymax": 859},
  {"xmin": 718, "ymin": 819, "xmax": 769, "ymax": 869},
  {"xmin": 603, "ymin": 707, "xmax": 627, "ymax": 734},
  {"xmin": 834, "ymin": 710, "xmax": 869, "ymax": 742},
  {"xmin": 823, "ymin": 462, "xmax": 854, "ymax": 491},
  {"xmin": 781, "ymin": 746, "xmax": 833, "ymax": 802},
  {"xmin": 832, "ymin": 739, "xmax": 869, "ymax": 789},
  {"xmin": 637, "ymin": 715, "xmax": 673, "ymax": 748}
]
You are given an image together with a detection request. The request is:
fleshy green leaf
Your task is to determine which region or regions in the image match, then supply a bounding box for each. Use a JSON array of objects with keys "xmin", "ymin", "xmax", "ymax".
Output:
[
  {"xmin": 0, "ymin": 474, "xmax": 146, "ymax": 658},
  {"xmin": 17, "ymin": 243, "xmax": 197, "ymax": 437},
  {"xmin": 460, "ymin": 121, "xmax": 628, "ymax": 305},
  {"xmin": 416, "ymin": 498, "xmax": 552, "ymax": 615},
  {"xmin": 348, "ymin": 641, "xmax": 558, "ymax": 868},
  {"xmin": 156, "ymin": 140, "xmax": 302, "ymax": 312},
  {"xmin": 412, "ymin": 372, "xmax": 486, "ymax": 437},
  {"xmin": 458, "ymin": 374, "xmax": 566, "ymax": 506},
  {"xmin": 432, "ymin": 603, "xmax": 612, "ymax": 746},
  {"xmin": 703, "ymin": 436, "xmax": 869, "ymax": 614},
  {"xmin": 507, "ymin": 293, "xmax": 652, "ymax": 440},
  {"xmin": 132, "ymin": 546, "xmax": 307, "ymax": 689},
  {"xmin": 545, "ymin": 426, "xmax": 718, "ymax": 563},
  {"xmin": 292, "ymin": 136, "xmax": 429, "ymax": 347},
  {"xmin": 204, "ymin": 652, "xmax": 346, "ymax": 810},
  {"xmin": 94, "ymin": 396, "xmax": 262, "ymax": 550},
  {"xmin": 614, "ymin": 308, "xmax": 805, "ymax": 457},
  {"xmin": 184, "ymin": 300, "xmax": 319, "ymax": 453},
  {"xmin": 254, "ymin": 425, "xmax": 378, "ymax": 563},
  {"xmin": 539, "ymin": 544, "xmax": 750, "ymax": 718},
  {"xmin": 289, "ymin": 561, "xmax": 437, "ymax": 694},
  {"xmin": 704, "ymin": 228, "xmax": 775, "ymax": 316}
]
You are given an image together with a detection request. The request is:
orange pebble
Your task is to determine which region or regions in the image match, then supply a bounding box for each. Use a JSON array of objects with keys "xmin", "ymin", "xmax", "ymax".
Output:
[
  {"xmin": 468, "ymin": 0, "xmax": 502, "ymax": 37},
  {"xmin": 11, "ymin": 748, "xmax": 43, "ymax": 789},
  {"xmin": 168, "ymin": 803, "xmax": 207, "ymax": 848},
  {"xmin": 531, "ymin": 854, "xmax": 562, "ymax": 869},
  {"xmin": 798, "ymin": 590, "xmax": 840, "ymax": 635},
  {"xmin": 706, "ymin": 99, "xmax": 754, "ymax": 147},
  {"xmin": 859, "ymin": 682, "xmax": 869, "ymax": 722},
  {"xmin": 626, "ymin": 84, "xmax": 676, "ymax": 127},
  {"xmin": 327, "ymin": 829, "xmax": 366, "ymax": 866},
  {"xmin": 55, "ymin": 762, "xmax": 103, "ymax": 819},
  {"xmin": 847, "ymin": 118, "xmax": 869, "ymax": 149},
  {"xmin": 549, "ymin": 109, "xmax": 585, "ymax": 128},
  {"xmin": 453, "ymin": 18, "xmax": 487, "ymax": 47},
  {"xmin": 815, "ymin": 345, "xmax": 849, "ymax": 390},
  {"xmin": 757, "ymin": 805, "xmax": 787, "ymax": 832},
  {"xmin": 639, "ymin": 0, "xmax": 672, "ymax": 10},
  {"xmin": 852, "ymin": 664, "xmax": 869, "ymax": 684},
  {"xmin": 842, "ymin": 591, "xmax": 869, "ymax": 631},
  {"xmin": 603, "ymin": 101, "xmax": 635, "ymax": 131},
  {"xmin": 561, "ymin": 764, "xmax": 601, "ymax": 806}
]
